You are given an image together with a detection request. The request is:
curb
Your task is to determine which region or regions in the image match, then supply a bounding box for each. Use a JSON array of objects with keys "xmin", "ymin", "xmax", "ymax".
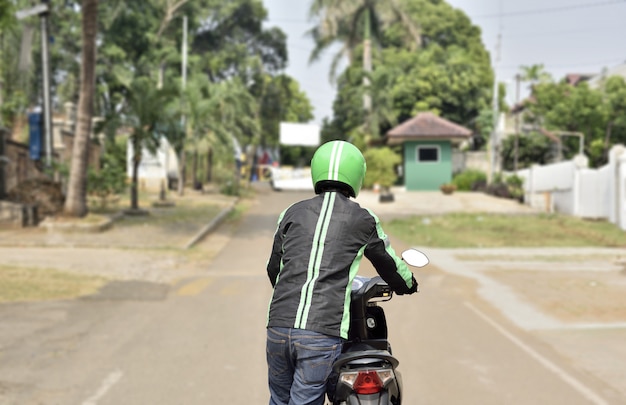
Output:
[
  {"xmin": 183, "ymin": 198, "xmax": 239, "ymax": 250},
  {"xmin": 40, "ymin": 215, "xmax": 115, "ymax": 233}
]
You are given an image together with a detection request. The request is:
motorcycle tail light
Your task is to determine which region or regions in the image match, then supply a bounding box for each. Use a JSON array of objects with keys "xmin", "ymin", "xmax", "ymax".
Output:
[{"xmin": 339, "ymin": 369, "xmax": 394, "ymax": 394}]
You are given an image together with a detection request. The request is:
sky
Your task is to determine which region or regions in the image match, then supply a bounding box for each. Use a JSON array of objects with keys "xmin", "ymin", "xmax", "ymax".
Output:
[{"xmin": 262, "ymin": 0, "xmax": 626, "ymax": 126}]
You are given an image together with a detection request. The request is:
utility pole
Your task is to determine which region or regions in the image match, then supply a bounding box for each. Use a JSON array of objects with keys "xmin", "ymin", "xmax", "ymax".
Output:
[
  {"xmin": 16, "ymin": 1, "xmax": 53, "ymax": 168},
  {"xmin": 177, "ymin": 15, "xmax": 188, "ymax": 196},
  {"xmin": 514, "ymin": 73, "xmax": 521, "ymax": 173},
  {"xmin": 489, "ymin": 31, "xmax": 501, "ymax": 183}
]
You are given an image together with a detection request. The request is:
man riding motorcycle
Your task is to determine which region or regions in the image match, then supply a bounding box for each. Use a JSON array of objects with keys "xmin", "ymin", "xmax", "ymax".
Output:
[{"xmin": 265, "ymin": 140, "xmax": 418, "ymax": 405}]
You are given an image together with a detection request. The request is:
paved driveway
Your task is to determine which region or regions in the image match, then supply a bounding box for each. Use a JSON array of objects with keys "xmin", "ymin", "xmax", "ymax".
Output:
[{"xmin": 354, "ymin": 186, "xmax": 542, "ymax": 218}]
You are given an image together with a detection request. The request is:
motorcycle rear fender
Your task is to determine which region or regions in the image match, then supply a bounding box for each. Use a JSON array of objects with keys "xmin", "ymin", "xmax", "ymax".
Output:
[{"xmin": 332, "ymin": 349, "xmax": 399, "ymax": 373}]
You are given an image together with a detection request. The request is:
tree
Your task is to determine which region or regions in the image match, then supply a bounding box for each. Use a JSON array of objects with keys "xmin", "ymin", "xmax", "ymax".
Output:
[
  {"xmin": 118, "ymin": 77, "xmax": 177, "ymax": 211},
  {"xmin": 0, "ymin": 0, "xmax": 13, "ymax": 126},
  {"xmin": 501, "ymin": 131, "xmax": 554, "ymax": 170},
  {"xmin": 308, "ymin": 0, "xmax": 420, "ymax": 80},
  {"xmin": 308, "ymin": 0, "xmax": 420, "ymax": 136},
  {"xmin": 177, "ymin": 74, "xmax": 259, "ymax": 191},
  {"xmin": 64, "ymin": 0, "xmax": 99, "ymax": 217},
  {"xmin": 601, "ymin": 76, "xmax": 626, "ymax": 162},
  {"xmin": 192, "ymin": 0, "xmax": 287, "ymax": 84},
  {"xmin": 321, "ymin": 0, "xmax": 492, "ymax": 142},
  {"xmin": 519, "ymin": 64, "xmax": 552, "ymax": 90},
  {"xmin": 528, "ymin": 81, "xmax": 606, "ymax": 161}
]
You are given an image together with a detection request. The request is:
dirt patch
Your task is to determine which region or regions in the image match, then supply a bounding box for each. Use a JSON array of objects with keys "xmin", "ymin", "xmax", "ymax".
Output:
[{"xmin": 488, "ymin": 269, "xmax": 626, "ymax": 323}]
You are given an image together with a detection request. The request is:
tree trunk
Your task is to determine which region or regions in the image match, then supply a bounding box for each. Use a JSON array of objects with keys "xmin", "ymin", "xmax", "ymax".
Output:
[
  {"xmin": 131, "ymin": 137, "xmax": 141, "ymax": 210},
  {"xmin": 362, "ymin": 9, "xmax": 374, "ymax": 138},
  {"xmin": 362, "ymin": 8, "xmax": 372, "ymax": 116},
  {"xmin": 206, "ymin": 147, "xmax": 213, "ymax": 182},
  {"xmin": 64, "ymin": 0, "xmax": 98, "ymax": 217},
  {"xmin": 192, "ymin": 149, "xmax": 199, "ymax": 189},
  {"xmin": 604, "ymin": 120, "xmax": 614, "ymax": 163},
  {"xmin": 177, "ymin": 149, "xmax": 186, "ymax": 196}
]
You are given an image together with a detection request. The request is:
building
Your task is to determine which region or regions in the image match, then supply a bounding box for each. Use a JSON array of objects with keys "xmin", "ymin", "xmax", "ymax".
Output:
[{"xmin": 386, "ymin": 112, "xmax": 472, "ymax": 191}]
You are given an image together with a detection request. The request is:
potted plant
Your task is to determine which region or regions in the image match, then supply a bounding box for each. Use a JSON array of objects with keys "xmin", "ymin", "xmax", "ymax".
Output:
[
  {"xmin": 439, "ymin": 183, "xmax": 457, "ymax": 195},
  {"xmin": 363, "ymin": 147, "xmax": 401, "ymax": 203}
]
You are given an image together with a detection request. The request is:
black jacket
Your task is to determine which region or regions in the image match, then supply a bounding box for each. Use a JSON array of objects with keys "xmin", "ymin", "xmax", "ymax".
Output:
[{"xmin": 266, "ymin": 191, "xmax": 415, "ymax": 339}]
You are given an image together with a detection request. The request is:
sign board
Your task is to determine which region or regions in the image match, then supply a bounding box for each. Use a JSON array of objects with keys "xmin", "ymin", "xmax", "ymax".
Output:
[{"xmin": 279, "ymin": 122, "xmax": 320, "ymax": 147}]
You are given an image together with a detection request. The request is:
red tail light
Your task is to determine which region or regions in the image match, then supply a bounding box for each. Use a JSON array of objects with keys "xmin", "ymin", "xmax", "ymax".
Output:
[{"xmin": 353, "ymin": 371, "xmax": 383, "ymax": 394}]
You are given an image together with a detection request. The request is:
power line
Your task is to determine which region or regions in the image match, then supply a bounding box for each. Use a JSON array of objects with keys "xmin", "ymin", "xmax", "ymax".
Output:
[
  {"xmin": 499, "ymin": 58, "xmax": 625, "ymax": 71},
  {"xmin": 502, "ymin": 24, "xmax": 626, "ymax": 39},
  {"xmin": 473, "ymin": 0, "xmax": 626, "ymax": 19}
]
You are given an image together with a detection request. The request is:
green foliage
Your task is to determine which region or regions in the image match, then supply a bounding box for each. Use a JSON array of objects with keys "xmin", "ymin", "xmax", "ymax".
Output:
[
  {"xmin": 452, "ymin": 169, "xmax": 487, "ymax": 191},
  {"xmin": 504, "ymin": 174, "xmax": 524, "ymax": 201},
  {"xmin": 362, "ymin": 147, "xmax": 401, "ymax": 189},
  {"xmin": 484, "ymin": 172, "xmax": 524, "ymax": 201},
  {"xmin": 280, "ymin": 146, "xmax": 316, "ymax": 167},
  {"xmin": 523, "ymin": 80, "xmax": 616, "ymax": 167},
  {"xmin": 258, "ymin": 74, "xmax": 313, "ymax": 147},
  {"xmin": 44, "ymin": 161, "xmax": 70, "ymax": 181},
  {"xmin": 501, "ymin": 132, "xmax": 555, "ymax": 170},
  {"xmin": 87, "ymin": 135, "xmax": 128, "ymax": 207},
  {"xmin": 519, "ymin": 64, "xmax": 552, "ymax": 84},
  {"xmin": 0, "ymin": 1, "xmax": 15, "ymax": 28},
  {"xmin": 322, "ymin": 0, "xmax": 492, "ymax": 141},
  {"xmin": 213, "ymin": 163, "xmax": 241, "ymax": 196},
  {"xmin": 87, "ymin": 155, "xmax": 127, "ymax": 208},
  {"xmin": 193, "ymin": 0, "xmax": 287, "ymax": 83}
]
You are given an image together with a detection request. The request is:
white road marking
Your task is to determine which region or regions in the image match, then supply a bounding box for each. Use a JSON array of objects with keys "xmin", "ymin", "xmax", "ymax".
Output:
[
  {"xmin": 81, "ymin": 369, "xmax": 123, "ymax": 405},
  {"xmin": 465, "ymin": 302, "xmax": 609, "ymax": 405}
]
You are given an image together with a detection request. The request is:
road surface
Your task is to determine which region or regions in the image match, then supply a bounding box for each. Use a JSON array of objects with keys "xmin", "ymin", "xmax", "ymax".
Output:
[{"xmin": 0, "ymin": 187, "xmax": 624, "ymax": 404}]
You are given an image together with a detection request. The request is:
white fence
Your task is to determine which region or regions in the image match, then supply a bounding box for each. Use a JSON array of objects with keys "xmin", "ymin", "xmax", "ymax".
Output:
[{"xmin": 515, "ymin": 145, "xmax": 626, "ymax": 231}]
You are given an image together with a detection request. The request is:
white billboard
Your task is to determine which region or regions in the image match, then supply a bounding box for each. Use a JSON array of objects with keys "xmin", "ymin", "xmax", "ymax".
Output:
[{"xmin": 279, "ymin": 122, "xmax": 320, "ymax": 147}]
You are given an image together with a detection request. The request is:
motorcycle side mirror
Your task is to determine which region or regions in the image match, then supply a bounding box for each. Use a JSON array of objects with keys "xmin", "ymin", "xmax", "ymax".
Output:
[{"xmin": 401, "ymin": 249, "xmax": 429, "ymax": 268}]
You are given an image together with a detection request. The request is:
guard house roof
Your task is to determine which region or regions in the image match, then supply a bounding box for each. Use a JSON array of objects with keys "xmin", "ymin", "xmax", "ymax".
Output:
[{"xmin": 386, "ymin": 112, "xmax": 472, "ymax": 145}]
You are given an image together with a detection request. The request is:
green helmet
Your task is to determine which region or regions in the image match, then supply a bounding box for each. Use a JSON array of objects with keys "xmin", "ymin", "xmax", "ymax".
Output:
[{"xmin": 311, "ymin": 141, "xmax": 366, "ymax": 197}]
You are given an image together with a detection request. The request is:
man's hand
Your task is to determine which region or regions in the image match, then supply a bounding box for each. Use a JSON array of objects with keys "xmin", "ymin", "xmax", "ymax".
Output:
[{"xmin": 396, "ymin": 276, "xmax": 418, "ymax": 295}]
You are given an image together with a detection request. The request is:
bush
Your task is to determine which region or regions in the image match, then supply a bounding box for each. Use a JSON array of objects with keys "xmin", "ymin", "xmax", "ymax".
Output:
[
  {"xmin": 484, "ymin": 173, "xmax": 525, "ymax": 202},
  {"xmin": 452, "ymin": 169, "xmax": 487, "ymax": 191},
  {"xmin": 362, "ymin": 147, "xmax": 401, "ymax": 189},
  {"xmin": 87, "ymin": 155, "xmax": 127, "ymax": 208}
]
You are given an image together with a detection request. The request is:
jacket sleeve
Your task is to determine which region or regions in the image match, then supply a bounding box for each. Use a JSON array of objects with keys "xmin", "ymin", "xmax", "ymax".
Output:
[
  {"xmin": 364, "ymin": 214, "xmax": 415, "ymax": 295},
  {"xmin": 266, "ymin": 209, "xmax": 287, "ymax": 287}
]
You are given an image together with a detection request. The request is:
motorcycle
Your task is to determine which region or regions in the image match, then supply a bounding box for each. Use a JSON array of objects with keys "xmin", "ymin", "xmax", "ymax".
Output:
[{"xmin": 327, "ymin": 248, "xmax": 429, "ymax": 405}]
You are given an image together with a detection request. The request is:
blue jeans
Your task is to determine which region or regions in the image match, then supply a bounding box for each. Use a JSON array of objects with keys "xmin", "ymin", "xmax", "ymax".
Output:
[{"xmin": 267, "ymin": 327, "xmax": 343, "ymax": 405}]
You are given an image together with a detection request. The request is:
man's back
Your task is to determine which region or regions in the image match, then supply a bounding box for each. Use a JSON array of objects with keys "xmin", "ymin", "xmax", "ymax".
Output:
[{"xmin": 267, "ymin": 191, "xmax": 412, "ymax": 339}]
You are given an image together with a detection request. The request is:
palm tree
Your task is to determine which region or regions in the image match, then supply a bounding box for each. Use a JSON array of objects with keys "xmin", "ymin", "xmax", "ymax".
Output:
[
  {"xmin": 519, "ymin": 64, "xmax": 552, "ymax": 90},
  {"xmin": 308, "ymin": 0, "xmax": 420, "ymax": 136},
  {"xmin": 64, "ymin": 0, "xmax": 99, "ymax": 217},
  {"xmin": 121, "ymin": 77, "xmax": 177, "ymax": 211},
  {"xmin": 174, "ymin": 74, "xmax": 259, "ymax": 193}
]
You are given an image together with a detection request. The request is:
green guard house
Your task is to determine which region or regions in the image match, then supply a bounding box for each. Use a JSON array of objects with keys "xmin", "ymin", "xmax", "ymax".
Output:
[{"xmin": 386, "ymin": 112, "xmax": 472, "ymax": 191}]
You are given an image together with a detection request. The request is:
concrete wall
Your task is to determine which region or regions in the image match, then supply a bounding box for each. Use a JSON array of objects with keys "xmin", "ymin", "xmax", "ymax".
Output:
[
  {"xmin": 515, "ymin": 145, "xmax": 626, "ymax": 230},
  {"xmin": 0, "ymin": 118, "xmax": 101, "ymax": 197}
]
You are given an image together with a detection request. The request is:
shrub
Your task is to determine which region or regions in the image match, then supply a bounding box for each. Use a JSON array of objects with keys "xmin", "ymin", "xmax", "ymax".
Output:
[
  {"xmin": 363, "ymin": 147, "xmax": 401, "ymax": 189},
  {"xmin": 452, "ymin": 169, "xmax": 487, "ymax": 191},
  {"xmin": 87, "ymin": 155, "xmax": 127, "ymax": 208},
  {"xmin": 484, "ymin": 173, "xmax": 525, "ymax": 202}
]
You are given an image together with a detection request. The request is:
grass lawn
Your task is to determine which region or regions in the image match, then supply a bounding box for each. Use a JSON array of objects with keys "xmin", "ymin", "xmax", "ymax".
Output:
[
  {"xmin": 0, "ymin": 266, "xmax": 107, "ymax": 303},
  {"xmin": 385, "ymin": 213, "xmax": 626, "ymax": 248}
]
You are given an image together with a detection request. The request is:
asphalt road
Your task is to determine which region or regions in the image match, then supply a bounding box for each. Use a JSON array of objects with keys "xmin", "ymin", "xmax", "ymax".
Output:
[{"xmin": 0, "ymin": 187, "xmax": 625, "ymax": 404}]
